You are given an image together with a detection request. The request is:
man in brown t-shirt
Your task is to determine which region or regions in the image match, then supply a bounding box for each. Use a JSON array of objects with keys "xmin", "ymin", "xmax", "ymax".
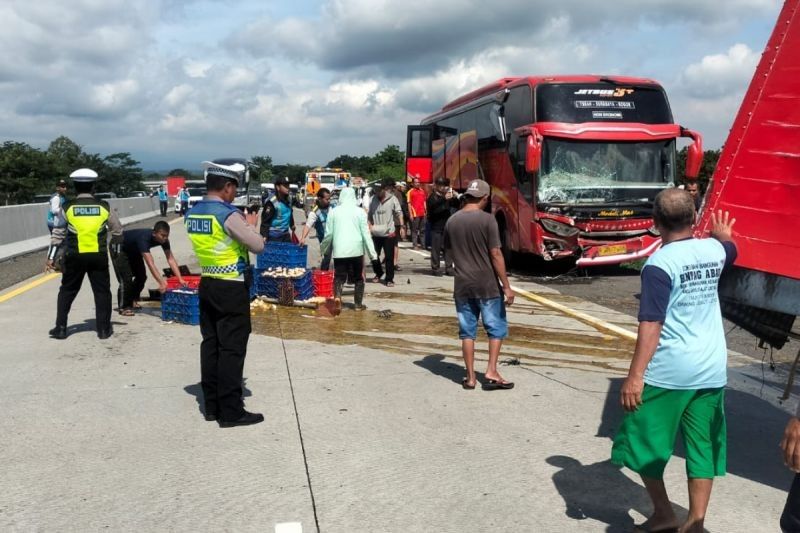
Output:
[{"xmin": 444, "ymin": 179, "xmax": 515, "ymax": 390}]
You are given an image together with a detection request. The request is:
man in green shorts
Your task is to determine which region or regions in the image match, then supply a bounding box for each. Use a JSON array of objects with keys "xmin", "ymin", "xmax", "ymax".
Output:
[{"xmin": 611, "ymin": 188, "xmax": 737, "ymax": 533}]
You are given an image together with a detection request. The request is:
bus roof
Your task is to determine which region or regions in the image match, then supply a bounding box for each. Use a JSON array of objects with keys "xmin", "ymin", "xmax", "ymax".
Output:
[{"xmin": 434, "ymin": 75, "xmax": 663, "ymax": 116}]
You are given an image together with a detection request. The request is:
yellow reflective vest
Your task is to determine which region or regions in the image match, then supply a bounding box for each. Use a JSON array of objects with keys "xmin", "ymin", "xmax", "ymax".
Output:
[{"xmin": 64, "ymin": 198, "xmax": 110, "ymax": 254}]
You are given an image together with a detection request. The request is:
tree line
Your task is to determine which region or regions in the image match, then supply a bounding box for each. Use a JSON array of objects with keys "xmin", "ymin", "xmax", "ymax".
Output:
[
  {"xmin": 0, "ymin": 136, "xmax": 145, "ymax": 205},
  {"xmin": 0, "ymin": 136, "xmax": 408, "ymax": 205}
]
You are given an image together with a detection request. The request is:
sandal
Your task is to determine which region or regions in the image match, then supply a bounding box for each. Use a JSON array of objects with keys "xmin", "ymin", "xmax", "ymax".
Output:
[
  {"xmin": 462, "ymin": 378, "xmax": 476, "ymax": 390},
  {"xmin": 385, "ymin": 281, "xmax": 395, "ymax": 287},
  {"xmin": 483, "ymin": 379, "xmax": 514, "ymax": 390},
  {"xmin": 119, "ymin": 308, "xmax": 136, "ymax": 317},
  {"xmin": 370, "ymin": 276, "xmax": 381, "ymax": 283}
]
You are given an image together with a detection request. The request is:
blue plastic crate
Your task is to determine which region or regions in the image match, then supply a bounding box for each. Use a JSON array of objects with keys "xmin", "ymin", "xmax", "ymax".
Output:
[
  {"xmin": 251, "ymin": 270, "xmax": 313, "ymax": 300},
  {"xmin": 161, "ymin": 308, "xmax": 200, "ymax": 325},
  {"xmin": 161, "ymin": 289, "xmax": 200, "ymax": 324},
  {"xmin": 256, "ymin": 242, "xmax": 307, "ymax": 269}
]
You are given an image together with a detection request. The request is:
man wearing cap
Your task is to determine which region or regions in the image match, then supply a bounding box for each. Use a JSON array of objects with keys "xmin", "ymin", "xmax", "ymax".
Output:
[
  {"xmin": 444, "ymin": 179, "xmax": 515, "ymax": 390},
  {"xmin": 186, "ymin": 161, "xmax": 265, "ymax": 427},
  {"xmin": 49, "ymin": 169, "xmax": 123, "ymax": 340},
  {"xmin": 259, "ymin": 176, "xmax": 296, "ymax": 242}
]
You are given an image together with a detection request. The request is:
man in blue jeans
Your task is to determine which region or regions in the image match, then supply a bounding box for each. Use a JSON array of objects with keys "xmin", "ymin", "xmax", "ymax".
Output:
[{"xmin": 444, "ymin": 178, "xmax": 515, "ymax": 390}]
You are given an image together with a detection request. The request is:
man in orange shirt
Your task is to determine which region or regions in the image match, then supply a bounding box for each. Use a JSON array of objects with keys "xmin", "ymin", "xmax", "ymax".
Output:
[{"xmin": 407, "ymin": 177, "xmax": 427, "ymax": 249}]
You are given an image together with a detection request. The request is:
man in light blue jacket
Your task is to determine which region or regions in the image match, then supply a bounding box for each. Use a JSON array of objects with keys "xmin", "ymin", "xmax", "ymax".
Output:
[{"xmin": 320, "ymin": 187, "xmax": 377, "ymax": 312}]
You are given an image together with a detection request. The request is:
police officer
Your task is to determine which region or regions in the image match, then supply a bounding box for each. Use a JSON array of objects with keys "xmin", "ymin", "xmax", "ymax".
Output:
[
  {"xmin": 186, "ymin": 161, "xmax": 265, "ymax": 427},
  {"xmin": 49, "ymin": 168, "xmax": 123, "ymax": 340},
  {"xmin": 259, "ymin": 175, "xmax": 296, "ymax": 242}
]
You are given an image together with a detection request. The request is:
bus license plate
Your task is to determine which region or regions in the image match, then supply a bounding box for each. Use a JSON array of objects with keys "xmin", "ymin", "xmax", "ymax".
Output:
[{"xmin": 597, "ymin": 244, "xmax": 627, "ymax": 257}]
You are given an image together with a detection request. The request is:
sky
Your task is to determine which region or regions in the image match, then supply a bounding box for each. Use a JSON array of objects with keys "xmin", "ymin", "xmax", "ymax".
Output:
[{"xmin": 0, "ymin": 0, "xmax": 784, "ymax": 171}]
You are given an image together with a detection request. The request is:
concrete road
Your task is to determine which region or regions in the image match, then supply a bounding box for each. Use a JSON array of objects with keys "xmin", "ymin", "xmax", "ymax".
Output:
[
  {"xmin": 513, "ymin": 262, "xmax": 800, "ymax": 367},
  {"xmin": 0, "ymin": 213, "xmax": 795, "ymax": 532}
]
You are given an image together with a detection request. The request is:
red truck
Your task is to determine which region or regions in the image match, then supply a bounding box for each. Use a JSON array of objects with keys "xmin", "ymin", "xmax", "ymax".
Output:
[
  {"xmin": 166, "ymin": 175, "xmax": 186, "ymax": 197},
  {"xmin": 697, "ymin": 0, "xmax": 799, "ymax": 355}
]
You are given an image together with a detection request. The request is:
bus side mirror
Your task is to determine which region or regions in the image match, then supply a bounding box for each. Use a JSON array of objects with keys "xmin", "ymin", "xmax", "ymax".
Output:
[
  {"xmin": 681, "ymin": 127, "xmax": 703, "ymax": 179},
  {"xmin": 525, "ymin": 134, "xmax": 542, "ymax": 174}
]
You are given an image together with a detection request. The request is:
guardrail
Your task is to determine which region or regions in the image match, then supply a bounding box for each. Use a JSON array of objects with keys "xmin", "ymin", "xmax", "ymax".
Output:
[{"xmin": 0, "ymin": 197, "xmax": 160, "ymax": 262}]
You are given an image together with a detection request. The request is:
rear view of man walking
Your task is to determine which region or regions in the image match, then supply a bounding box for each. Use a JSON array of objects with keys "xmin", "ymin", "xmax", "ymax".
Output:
[
  {"xmin": 444, "ymin": 179, "xmax": 515, "ymax": 390},
  {"xmin": 611, "ymin": 188, "xmax": 737, "ymax": 533}
]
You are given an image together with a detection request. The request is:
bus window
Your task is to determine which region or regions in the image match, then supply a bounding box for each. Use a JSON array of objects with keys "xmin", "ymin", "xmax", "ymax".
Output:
[
  {"xmin": 536, "ymin": 83, "xmax": 673, "ymax": 124},
  {"xmin": 511, "ymin": 136, "xmax": 534, "ymax": 203},
  {"xmin": 408, "ymin": 127, "xmax": 432, "ymax": 158},
  {"xmin": 506, "ymin": 86, "xmax": 533, "ymax": 130}
]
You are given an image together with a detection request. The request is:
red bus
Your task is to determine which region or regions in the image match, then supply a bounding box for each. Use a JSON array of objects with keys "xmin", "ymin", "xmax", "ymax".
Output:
[{"xmin": 406, "ymin": 75, "xmax": 704, "ymax": 267}]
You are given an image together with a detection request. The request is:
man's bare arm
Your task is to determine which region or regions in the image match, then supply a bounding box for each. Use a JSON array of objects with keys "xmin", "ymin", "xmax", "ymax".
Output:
[
  {"xmin": 143, "ymin": 252, "xmax": 168, "ymax": 293},
  {"xmin": 489, "ymin": 247, "xmax": 514, "ymax": 306},
  {"xmin": 620, "ymin": 321, "xmax": 662, "ymax": 411}
]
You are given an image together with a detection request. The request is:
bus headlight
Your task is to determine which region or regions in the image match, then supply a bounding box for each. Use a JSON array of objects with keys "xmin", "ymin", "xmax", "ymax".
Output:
[{"xmin": 540, "ymin": 218, "xmax": 579, "ymax": 237}]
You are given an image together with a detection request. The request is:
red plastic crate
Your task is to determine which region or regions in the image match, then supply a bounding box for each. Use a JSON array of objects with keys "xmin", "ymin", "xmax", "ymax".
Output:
[
  {"xmin": 313, "ymin": 269, "xmax": 334, "ymax": 298},
  {"xmin": 166, "ymin": 275, "xmax": 201, "ymax": 290}
]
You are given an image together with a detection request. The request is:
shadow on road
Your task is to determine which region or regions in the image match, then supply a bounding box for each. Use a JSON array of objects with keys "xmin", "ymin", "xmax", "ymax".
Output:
[
  {"xmin": 66, "ymin": 318, "xmax": 126, "ymax": 336},
  {"xmin": 184, "ymin": 379, "xmax": 253, "ymax": 416},
  {"xmin": 547, "ymin": 455, "xmax": 691, "ymax": 532},
  {"xmin": 596, "ymin": 377, "xmax": 793, "ymax": 491},
  {"xmin": 413, "ymin": 354, "xmax": 484, "ymax": 386}
]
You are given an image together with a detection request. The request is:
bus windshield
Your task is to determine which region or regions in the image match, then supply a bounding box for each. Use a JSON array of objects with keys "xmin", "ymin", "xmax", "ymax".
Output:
[
  {"xmin": 318, "ymin": 174, "xmax": 336, "ymax": 185},
  {"xmin": 538, "ymin": 139, "xmax": 675, "ymax": 205}
]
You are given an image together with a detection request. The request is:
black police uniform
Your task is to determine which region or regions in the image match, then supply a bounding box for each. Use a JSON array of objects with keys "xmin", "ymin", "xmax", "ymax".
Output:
[{"xmin": 51, "ymin": 194, "xmax": 122, "ymax": 339}]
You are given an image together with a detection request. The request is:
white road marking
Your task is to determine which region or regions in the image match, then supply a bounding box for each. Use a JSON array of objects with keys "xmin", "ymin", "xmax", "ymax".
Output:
[{"xmin": 275, "ymin": 522, "xmax": 303, "ymax": 533}]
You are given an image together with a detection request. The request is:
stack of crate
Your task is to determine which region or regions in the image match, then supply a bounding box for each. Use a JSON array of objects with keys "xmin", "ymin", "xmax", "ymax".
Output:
[
  {"xmin": 161, "ymin": 289, "xmax": 200, "ymax": 325},
  {"xmin": 251, "ymin": 242, "xmax": 313, "ymax": 302}
]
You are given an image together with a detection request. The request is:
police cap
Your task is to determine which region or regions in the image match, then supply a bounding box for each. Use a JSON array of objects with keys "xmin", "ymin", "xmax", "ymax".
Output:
[
  {"xmin": 202, "ymin": 161, "xmax": 245, "ymax": 185},
  {"xmin": 70, "ymin": 168, "xmax": 98, "ymax": 182}
]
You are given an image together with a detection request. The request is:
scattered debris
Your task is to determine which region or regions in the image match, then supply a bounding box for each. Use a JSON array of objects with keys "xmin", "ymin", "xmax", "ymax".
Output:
[{"xmin": 376, "ymin": 310, "xmax": 394, "ymax": 319}]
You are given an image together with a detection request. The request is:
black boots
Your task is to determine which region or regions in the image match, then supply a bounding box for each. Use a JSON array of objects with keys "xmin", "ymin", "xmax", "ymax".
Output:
[{"xmin": 354, "ymin": 281, "xmax": 366, "ymax": 310}]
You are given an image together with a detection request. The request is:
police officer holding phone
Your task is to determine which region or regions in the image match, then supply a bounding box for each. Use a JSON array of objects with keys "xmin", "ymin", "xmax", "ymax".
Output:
[
  {"xmin": 49, "ymin": 168, "xmax": 123, "ymax": 340},
  {"xmin": 185, "ymin": 161, "xmax": 266, "ymax": 427}
]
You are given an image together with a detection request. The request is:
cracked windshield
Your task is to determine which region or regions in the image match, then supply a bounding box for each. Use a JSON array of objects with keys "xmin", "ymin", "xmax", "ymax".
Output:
[{"xmin": 538, "ymin": 139, "xmax": 675, "ymax": 205}]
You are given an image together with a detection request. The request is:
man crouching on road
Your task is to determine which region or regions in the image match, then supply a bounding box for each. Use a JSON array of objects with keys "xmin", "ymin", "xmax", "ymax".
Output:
[
  {"xmin": 112, "ymin": 220, "xmax": 185, "ymax": 315},
  {"xmin": 611, "ymin": 188, "xmax": 737, "ymax": 533},
  {"xmin": 444, "ymin": 179, "xmax": 515, "ymax": 391}
]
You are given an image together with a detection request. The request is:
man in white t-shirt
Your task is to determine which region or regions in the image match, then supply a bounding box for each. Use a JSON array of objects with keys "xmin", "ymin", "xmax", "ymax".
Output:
[{"xmin": 612, "ymin": 188, "xmax": 736, "ymax": 533}]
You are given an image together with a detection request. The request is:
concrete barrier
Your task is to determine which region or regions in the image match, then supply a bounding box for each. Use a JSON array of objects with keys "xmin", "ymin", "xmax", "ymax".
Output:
[{"xmin": 0, "ymin": 197, "xmax": 160, "ymax": 262}]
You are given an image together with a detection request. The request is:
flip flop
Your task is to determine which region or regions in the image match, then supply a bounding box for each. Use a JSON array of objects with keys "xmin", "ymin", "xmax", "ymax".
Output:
[
  {"xmin": 633, "ymin": 525, "xmax": 678, "ymax": 533},
  {"xmin": 462, "ymin": 378, "xmax": 476, "ymax": 390},
  {"xmin": 119, "ymin": 308, "xmax": 135, "ymax": 317},
  {"xmin": 483, "ymin": 379, "xmax": 514, "ymax": 390}
]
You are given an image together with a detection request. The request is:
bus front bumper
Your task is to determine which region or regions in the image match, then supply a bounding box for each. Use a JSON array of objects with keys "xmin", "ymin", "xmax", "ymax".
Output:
[{"xmin": 575, "ymin": 235, "xmax": 662, "ymax": 267}]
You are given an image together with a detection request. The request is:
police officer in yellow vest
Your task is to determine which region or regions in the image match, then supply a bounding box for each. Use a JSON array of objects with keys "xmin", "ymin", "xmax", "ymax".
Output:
[
  {"xmin": 186, "ymin": 161, "xmax": 266, "ymax": 427},
  {"xmin": 49, "ymin": 168, "xmax": 123, "ymax": 340}
]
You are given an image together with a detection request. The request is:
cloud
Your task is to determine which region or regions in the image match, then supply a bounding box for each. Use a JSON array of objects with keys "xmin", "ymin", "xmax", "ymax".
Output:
[
  {"xmin": 679, "ymin": 44, "xmax": 760, "ymax": 99},
  {"xmin": 230, "ymin": 0, "xmax": 777, "ymax": 76},
  {"xmin": 0, "ymin": 0, "xmax": 784, "ymax": 170}
]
